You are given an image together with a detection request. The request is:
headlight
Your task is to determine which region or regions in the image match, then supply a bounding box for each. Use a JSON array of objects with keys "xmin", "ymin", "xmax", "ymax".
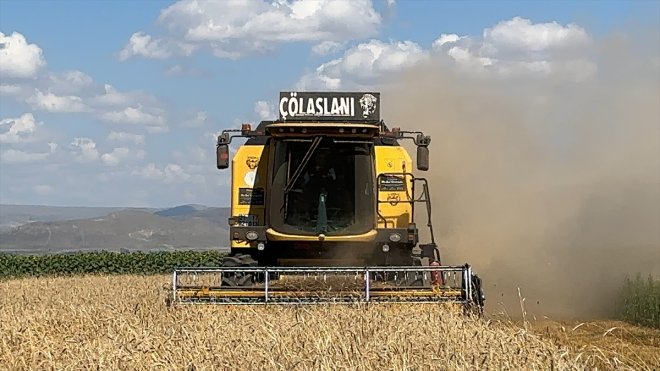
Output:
[
  {"xmin": 245, "ymin": 231, "xmax": 259, "ymax": 241},
  {"xmin": 389, "ymin": 233, "xmax": 402, "ymax": 242},
  {"xmin": 382, "ymin": 244, "xmax": 390, "ymax": 253},
  {"xmin": 257, "ymin": 242, "xmax": 266, "ymax": 251}
]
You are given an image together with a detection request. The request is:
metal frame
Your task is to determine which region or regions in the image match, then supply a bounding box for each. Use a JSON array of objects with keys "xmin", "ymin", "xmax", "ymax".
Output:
[
  {"xmin": 376, "ymin": 172, "xmax": 435, "ymax": 244},
  {"xmin": 171, "ymin": 265, "xmax": 475, "ymax": 305}
]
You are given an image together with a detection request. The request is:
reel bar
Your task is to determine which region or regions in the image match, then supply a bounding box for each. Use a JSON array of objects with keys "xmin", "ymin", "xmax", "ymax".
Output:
[{"xmin": 172, "ymin": 265, "xmax": 476, "ymax": 305}]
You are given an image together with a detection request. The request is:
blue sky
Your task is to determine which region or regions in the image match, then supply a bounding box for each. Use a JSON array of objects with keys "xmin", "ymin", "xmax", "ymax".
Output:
[{"xmin": 0, "ymin": 0, "xmax": 658, "ymax": 207}]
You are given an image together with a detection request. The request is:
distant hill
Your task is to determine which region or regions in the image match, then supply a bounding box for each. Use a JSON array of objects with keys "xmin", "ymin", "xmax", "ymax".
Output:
[
  {"xmin": 0, "ymin": 204, "xmax": 144, "ymax": 231},
  {"xmin": 154, "ymin": 204, "xmax": 207, "ymax": 217},
  {"xmin": 0, "ymin": 204, "xmax": 231, "ymax": 254}
]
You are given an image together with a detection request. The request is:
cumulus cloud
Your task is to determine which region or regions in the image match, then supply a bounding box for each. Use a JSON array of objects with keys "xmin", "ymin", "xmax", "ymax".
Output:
[
  {"xmin": 118, "ymin": 32, "xmax": 196, "ymax": 61},
  {"xmin": 120, "ymin": 0, "xmax": 382, "ymax": 60},
  {"xmin": 297, "ymin": 39, "xmax": 427, "ymax": 89},
  {"xmin": 299, "ymin": 17, "xmax": 598, "ymax": 89},
  {"xmin": 0, "ymin": 84, "xmax": 23, "ymax": 95},
  {"xmin": 132, "ymin": 162, "xmax": 192, "ymax": 182},
  {"xmin": 107, "ymin": 131, "xmax": 145, "ymax": 145},
  {"xmin": 254, "ymin": 101, "xmax": 275, "ymax": 120},
  {"xmin": 101, "ymin": 147, "xmax": 145, "ymax": 166},
  {"xmin": 432, "ymin": 17, "xmax": 595, "ymax": 80},
  {"xmin": 133, "ymin": 163, "xmax": 164, "ymax": 180},
  {"xmin": 432, "ymin": 33, "xmax": 465, "ymax": 48},
  {"xmin": 483, "ymin": 16, "xmax": 590, "ymax": 53},
  {"xmin": 0, "ymin": 33, "xmax": 178, "ymax": 140},
  {"xmin": 69, "ymin": 137, "xmax": 99, "ymax": 163},
  {"xmin": 164, "ymin": 163, "xmax": 191, "ymax": 182},
  {"xmin": 312, "ymin": 40, "xmax": 344, "ymax": 55},
  {"xmin": 0, "ymin": 149, "xmax": 50, "ymax": 164},
  {"xmin": 0, "ymin": 113, "xmax": 41, "ymax": 144},
  {"xmin": 98, "ymin": 105, "xmax": 166, "ymax": 127},
  {"xmin": 0, "ymin": 31, "xmax": 46, "ymax": 78},
  {"xmin": 181, "ymin": 111, "xmax": 208, "ymax": 128},
  {"xmin": 46, "ymin": 70, "xmax": 94, "ymax": 94},
  {"xmin": 27, "ymin": 89, "xmax": 90, "ymax": 112}
]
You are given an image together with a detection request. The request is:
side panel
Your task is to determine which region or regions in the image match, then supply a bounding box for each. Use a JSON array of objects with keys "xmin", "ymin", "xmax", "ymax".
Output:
[
  {"xmin": 231, "ymin": 144, "xmax": 269, "ymax": 248},
  {"xmin": 374, "ymin": 146, "xmax": 413, "ymax": 228}
]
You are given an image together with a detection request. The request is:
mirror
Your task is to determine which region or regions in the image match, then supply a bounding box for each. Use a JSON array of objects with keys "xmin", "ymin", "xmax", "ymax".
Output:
[
  {"xmin": 417, "ymin": 146, "xmax": 429, "ymax": 171},
  {"xmin": 217, "ymin": 144, "xmax": 230, "ymax": 169}
]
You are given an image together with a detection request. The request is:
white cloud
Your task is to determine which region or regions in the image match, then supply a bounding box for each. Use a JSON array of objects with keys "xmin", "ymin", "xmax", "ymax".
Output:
[
  {"xmin": 33, "ymin": 184, "xmax": 54, "ymax": 195},
  {"xmin": 0, "ymin": 32, "xmax": 46, "ymax": 78},
  {"xmin": 118, "ymin": 32, "xmax": 195, "ymax": 61},
  {"xmin": 298, "ymin": 39, "xmax": 428, "ymax": 89},
  {"xmin": 101, "ymin": 147, "xmax": 145, "ymax": 166},
  {"xmin": 0, "ymin": 84, "xmax": 22, "ymax": 95},
  {"xmin": 429, "ymin": 18, "xmax": 595, "ymax": 80},
  {"xmin": 483, "ymin": 16, "xmax": 589, "ymax": 53},
  {"xmin": 164, "ymin": 163, "xmax": 191, "ymax": 182},
  {"xmin": 432, "ymin": 33, "xmax": 465, "ymax": 49},
  {"xmin": 27, "ymin": 89, "xmax": 90, "ymax": 113},
  {"xmin": 133, "ymin": 163, "xmax": 164, "ymax": 180},
  {"xmin": 299, "ymin": 17, "xmax": 596, "ymax": 89},
  {"xmin": 120, "ymin": 0, "xmax": 382, "ymax": 60},
  {"xmin": 254, "ymin": 101, "xmax": 275, "ymax": 120},
  {"xmin": 132, "ymin": 162, "xmax": 191, "ymax": 182},
  {"xmin": 312, "ymin": 40, "xmax": 344, "ymax": 55},
  {"xmin": 0, "ymin": 149, "xmax": 50, "ymax": 164},
  {"xmin": 445, "ymin": 45, "xmax": 494, "ymax": 68},
  {"xmin": 69, "ymin": 137, "xmax": 99, "ymax": 163},
  {"xmin": 89, "ymin": 84, "xmax": 132, "ymax": 107},
  {"xmin": 107, "ymin": 131, "xmax": 145, "ymax": 145},
  {"xmin": 46, "ymin": 70, "xmax": 94, "ymax": 94},
  {"xmin": 0, "ymin": 113, "xmax": 41, "ymax": 144},
  {"xmin": 98, "ymin": 105, "xmax": 166, "ymax": 127},
  {"xmin": 181, "ymin": 111, "xmax": 208, "ymax": 128}
]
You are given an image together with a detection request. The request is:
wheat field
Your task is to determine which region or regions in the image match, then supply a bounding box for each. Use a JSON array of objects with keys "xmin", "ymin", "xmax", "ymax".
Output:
[{"xmin": 0, "ymin": 275, "xmax": 656, "ymax": 370}]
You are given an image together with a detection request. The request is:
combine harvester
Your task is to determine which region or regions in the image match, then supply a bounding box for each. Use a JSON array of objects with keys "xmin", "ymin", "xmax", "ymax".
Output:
[{"xmin": 171, "ymin": 92, "xmax": 484, "ymax": 310}]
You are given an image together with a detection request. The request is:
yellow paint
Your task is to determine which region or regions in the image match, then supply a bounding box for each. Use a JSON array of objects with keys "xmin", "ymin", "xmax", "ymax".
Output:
[
  {"xmin": 231, "ymin": 144, "xmax": 269, "ymax": 249},
  {"xmin": 266, "ymin": 228, "xmax": 377, "ymax": 242},
  {"xmin": 374, "ymin": 146, "xmax": 413, "ymax": 228}
]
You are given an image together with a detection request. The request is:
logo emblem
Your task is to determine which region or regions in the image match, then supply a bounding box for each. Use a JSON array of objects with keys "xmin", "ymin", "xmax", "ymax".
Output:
[
  {"xmin": 387, "ymin": 193, "xmax": 400, "ymax": 205},
  {"xmin": 246, "ymin": 157, "xmax": 259, "ymax": 170},
  {"xmin": 359, "ymin": 94, "xmax": 378, "ymax": 118}
]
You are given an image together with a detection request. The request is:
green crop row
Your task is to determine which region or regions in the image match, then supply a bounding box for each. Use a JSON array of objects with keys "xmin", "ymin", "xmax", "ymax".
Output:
[
  {"xmin": 0, "ymin": 250, "xmax": 227, "ymax": 279},
  {"xmin": 616, "ymin": 274, "xmax": 660, "ymax": 329}
]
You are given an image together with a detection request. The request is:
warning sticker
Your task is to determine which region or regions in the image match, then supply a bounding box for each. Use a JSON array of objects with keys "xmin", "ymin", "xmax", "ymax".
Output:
[
  {"xmin": 379, "ymin": 176, "xmax": 405, "ymax": 191},
  {"xmin": 238, "ymin": 188, "xmax": 265, "ymax": 205}
]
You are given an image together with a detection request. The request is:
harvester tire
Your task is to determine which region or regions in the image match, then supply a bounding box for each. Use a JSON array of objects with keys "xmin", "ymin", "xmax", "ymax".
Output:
[
  {"xmin": 465, "ymin": 274, "xmax": 485, "ymax": 316},
  {"xmin": 221, "ymin": 254, "xmax": 258, "ymax": 287}
]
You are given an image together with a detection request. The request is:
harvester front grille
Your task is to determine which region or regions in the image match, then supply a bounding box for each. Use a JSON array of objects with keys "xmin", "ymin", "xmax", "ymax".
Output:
[{"xmin": 171, "ymin": 266, "xmax": 476, "ymax": 305}]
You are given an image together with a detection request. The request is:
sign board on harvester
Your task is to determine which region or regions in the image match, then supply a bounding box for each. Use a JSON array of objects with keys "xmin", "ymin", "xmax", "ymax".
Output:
[{"xmin": 279, "ymin": 92, "xmax": 380, "ymax": 122}]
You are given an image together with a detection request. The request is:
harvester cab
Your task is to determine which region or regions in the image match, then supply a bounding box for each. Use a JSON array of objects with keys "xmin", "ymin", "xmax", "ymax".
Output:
[{"xmin": 172, "ymin": 92, "xmax": 484, "ymax": 310}]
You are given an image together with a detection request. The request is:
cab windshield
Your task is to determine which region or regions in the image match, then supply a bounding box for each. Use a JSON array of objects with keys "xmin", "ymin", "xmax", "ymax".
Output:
[{"xmin": 270, "ymin": 138, "xmax": 375, "ymax": 236}]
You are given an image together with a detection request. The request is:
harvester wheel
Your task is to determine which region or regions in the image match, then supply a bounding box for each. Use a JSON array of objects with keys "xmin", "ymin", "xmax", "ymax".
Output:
[
  {"xmin": 465, "ymin": 274, "xmax": 485, "ymax": 316},
  {"xmin": 221, "ymin": 254, "xmax": 258, "ymax": 287}
]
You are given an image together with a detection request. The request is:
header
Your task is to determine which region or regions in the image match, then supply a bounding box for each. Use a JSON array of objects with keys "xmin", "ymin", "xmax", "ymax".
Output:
[{"xmin": 279, "ymin": 92, "xmax": 380, "ymax": 122}]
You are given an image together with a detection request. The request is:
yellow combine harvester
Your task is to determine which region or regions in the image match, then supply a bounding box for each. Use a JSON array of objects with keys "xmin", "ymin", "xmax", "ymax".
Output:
[{"xmin": 172, "ymin": 91, "xmax": 484, "ymax": 310}]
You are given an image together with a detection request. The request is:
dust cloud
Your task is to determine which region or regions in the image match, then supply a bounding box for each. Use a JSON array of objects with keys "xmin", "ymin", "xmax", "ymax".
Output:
[{"xmin": 381, "ymin": 31, "xmax": 660, "ymax": 318}]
